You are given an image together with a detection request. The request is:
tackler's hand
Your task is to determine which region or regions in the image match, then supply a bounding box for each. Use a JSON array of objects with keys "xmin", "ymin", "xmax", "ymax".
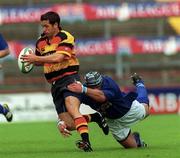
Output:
[{"xmin": 67, "ymin": 81, "xmax": 85, "ymax": 93}]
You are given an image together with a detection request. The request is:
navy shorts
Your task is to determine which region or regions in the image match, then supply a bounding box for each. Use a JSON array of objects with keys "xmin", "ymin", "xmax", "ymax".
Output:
[{"xmin": 51, "ymin": 74, "xmax": 82, "ymax": 115}]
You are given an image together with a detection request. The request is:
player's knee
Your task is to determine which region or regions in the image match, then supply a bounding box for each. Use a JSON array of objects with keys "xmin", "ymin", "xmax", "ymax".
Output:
[{"xmin": 143, "ymin": 104, "xmax": 150, "ymax": 117}]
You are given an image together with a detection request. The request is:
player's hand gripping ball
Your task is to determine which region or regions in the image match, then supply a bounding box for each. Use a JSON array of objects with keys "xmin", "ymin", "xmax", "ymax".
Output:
[{"xmin": 18, "ymin": 47, "xmax": 34, "ymax": 73}]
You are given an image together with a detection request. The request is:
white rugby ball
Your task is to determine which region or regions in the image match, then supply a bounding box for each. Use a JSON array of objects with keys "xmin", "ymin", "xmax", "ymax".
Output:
[{"xmin": 18, "ymin": 47, "xmax": 34, "ymax": 73}]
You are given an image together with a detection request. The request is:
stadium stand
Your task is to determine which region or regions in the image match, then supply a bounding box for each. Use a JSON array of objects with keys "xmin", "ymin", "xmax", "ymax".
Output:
[{"xmin": 0, "ymin": 0, "xmax": 180, "ymax": 93}]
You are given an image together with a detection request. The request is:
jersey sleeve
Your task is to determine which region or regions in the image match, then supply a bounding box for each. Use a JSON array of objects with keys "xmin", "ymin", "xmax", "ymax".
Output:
[
  {"xmin": 0, "ymin": 34, "xmax": 8, "ymax": 50},
  {"xmin": 100, "ymin": 76, "xmax": 119, "ymax": 101},
  {"xmin": 102, "ymin": 88, "xmax": 116, "ymax": 101},
  {"xmin": 55, "ymin": 31, "xmax": 75, "ymax": 57}
]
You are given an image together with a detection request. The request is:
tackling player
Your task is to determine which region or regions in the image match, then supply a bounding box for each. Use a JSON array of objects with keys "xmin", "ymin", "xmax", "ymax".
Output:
[
  {"xmin": 68, "ymin": 72, "xmax": 150, "ymax": 148},
  {"xmin": 0, "ymin": 33, "xmax": 13, "ymax": 122}
]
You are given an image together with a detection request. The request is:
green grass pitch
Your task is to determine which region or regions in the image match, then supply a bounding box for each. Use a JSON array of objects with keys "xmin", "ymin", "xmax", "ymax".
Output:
[{"xmin": 0, "ymin": 114, "xmax": 180, "ymax": 158}]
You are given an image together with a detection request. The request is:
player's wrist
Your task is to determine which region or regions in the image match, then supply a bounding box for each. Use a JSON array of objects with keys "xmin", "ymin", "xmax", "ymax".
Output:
[
  {"xmin": 35, "ymin": 56, "xmax": 40, "ymax": 62},
  {"xmin": 81, "ymin": 85, "xmax": 87, "ymax": 93},
  {"xmin": 57, "ymin": 119, "xmax": 65, "ymax": 127}
]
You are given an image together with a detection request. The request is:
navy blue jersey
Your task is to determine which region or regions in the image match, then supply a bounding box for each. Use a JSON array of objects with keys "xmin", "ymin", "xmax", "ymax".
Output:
[
  {"xmin": 0, "ymin": 34, "xmax": 8, "ymax": 50},
  {"xmin": 80, "ymin": 76, "xmax": 137, "ymax": 119}
]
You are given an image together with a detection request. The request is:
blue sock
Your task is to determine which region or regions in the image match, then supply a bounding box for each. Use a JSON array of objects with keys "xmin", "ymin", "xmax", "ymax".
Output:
[
  {"xmin": 136, "ymin": 83, "xmax": 149, "ymax": 105},
  {"xmin": 0, "ymin": 104, "xmax": 7, "ymax": 115}
]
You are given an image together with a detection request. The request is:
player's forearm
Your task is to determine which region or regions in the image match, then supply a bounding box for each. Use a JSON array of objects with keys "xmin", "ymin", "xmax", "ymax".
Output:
[
  {"xmin": 86, "ymin": 88, "xmax": 106, "ymax": 103},
  {"xmin": 35, "ymin": 53, "xmax": 64, "ymax": 64},
  {"xmin": 0, "ymin": 49, "xmax": 10, "ymax": 58},
  {"xmin": 67, "ymin": 82, "xmax": 107, "ymax": 102}
]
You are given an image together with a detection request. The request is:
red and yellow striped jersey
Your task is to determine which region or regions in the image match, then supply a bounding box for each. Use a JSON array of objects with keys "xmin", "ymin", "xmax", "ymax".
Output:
[{"xmin": 35, "ymin": 30, "xmax": 79, "ymax": 83}]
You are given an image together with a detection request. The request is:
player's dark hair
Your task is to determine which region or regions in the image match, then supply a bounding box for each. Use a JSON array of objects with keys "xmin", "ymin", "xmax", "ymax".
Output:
[{"xmin": 41, "ymin": 11, "xmax": 61, "ymax": 29}]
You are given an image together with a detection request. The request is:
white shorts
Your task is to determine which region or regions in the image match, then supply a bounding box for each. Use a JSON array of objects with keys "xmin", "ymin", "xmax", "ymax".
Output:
[{"xmin": 106, "ymin": 100, "xmax": 146, "ymax": 141}]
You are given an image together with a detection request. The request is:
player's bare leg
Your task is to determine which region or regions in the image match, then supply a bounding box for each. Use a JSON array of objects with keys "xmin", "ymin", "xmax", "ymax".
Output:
[
  {"xmin": 57, "ymin": 112, "xmax": 75, "ymax": 137},
  {"xmin": 58, "ymin": 112, "xmax": 75, "ymax": 130},
  {"xmin": 117, "ymin": 132, "xmax": 147, "ymax": 148},
  {"xmin": 65, "ymin": 96, "xmax": 92, "ymax": 152},
  {"xmin": 118, "ymin": 133, "xmax": 137, "ymax": 148}
]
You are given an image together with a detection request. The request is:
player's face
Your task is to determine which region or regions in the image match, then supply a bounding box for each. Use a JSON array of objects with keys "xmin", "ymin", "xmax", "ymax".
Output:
[{"xmin": 41, "ymin": 20, "xmax": 56, "ymax": 38}]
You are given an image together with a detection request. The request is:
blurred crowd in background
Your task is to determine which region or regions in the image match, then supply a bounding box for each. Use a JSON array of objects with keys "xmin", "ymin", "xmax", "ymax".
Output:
[{"xmin": 0, "ymin": 0, "xmax": 180, "ymax": 93}]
